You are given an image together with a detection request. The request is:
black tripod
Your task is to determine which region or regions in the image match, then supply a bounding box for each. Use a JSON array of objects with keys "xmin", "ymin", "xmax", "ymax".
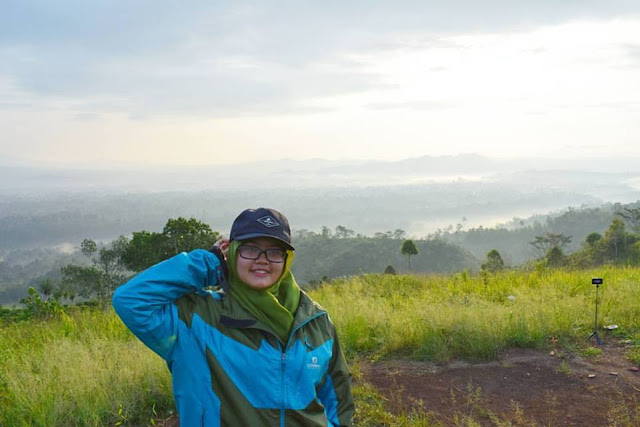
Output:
[{"xmin": 587, "ymin": 278, "xmax": 603, "ymax": 346}]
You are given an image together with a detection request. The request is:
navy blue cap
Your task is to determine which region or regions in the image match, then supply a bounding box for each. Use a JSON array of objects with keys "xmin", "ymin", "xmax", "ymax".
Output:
[{"xmin": 229, "ymin": 208, "xmax": 294, "ymax": 250}]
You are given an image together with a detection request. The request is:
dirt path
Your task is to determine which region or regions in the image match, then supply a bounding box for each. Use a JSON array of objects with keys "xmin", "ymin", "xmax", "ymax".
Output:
[{"xmin": 362, "ymin": 341, "xmax": 640, "ymax": 426}]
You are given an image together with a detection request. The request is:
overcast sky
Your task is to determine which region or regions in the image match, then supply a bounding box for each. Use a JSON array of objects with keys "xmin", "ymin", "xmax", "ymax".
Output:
[{"xmin": 1, "ymin": 1, "xmax": 640, "ymax": 167}]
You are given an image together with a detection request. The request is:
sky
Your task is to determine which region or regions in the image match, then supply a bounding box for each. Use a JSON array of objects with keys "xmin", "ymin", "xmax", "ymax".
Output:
[{"xmin": 1, "ymin": 1, "xmax": 640, "ymax": 167}]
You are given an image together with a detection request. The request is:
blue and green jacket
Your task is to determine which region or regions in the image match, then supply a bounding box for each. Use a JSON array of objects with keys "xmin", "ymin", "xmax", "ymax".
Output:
[{"xmin": 112, "ymin": 249, "xmax": 354, "ymax": 426}]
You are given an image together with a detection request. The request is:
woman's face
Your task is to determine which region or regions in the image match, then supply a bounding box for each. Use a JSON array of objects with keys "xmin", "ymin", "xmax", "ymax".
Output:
[{"xmin": 235, "ymin": 237, "xmax": 286, "ymax": 290}]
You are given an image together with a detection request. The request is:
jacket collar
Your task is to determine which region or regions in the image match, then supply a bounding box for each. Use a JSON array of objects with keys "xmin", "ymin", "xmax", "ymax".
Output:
[{"xmin": 217, "ymin": 290, "xmax": 327, "ymax": 341}]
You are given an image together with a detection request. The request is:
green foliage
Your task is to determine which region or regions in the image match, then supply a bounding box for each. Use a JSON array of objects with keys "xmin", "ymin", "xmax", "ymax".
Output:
[
  {"xmin": 3, "ymin": 267, "xmax": 640, "ymax": 425},
  {"xmin": 616, "ymin": 206, "xmax": 640, "ymax": 233},
  {"xmin": 384, "ymin": 265, "xmax": 397, "ymax": 275},
  {"xmin": 0, "ymin": 308, "xmax": 173, "ymax": 425},
  {"xmin": 529, "ymin": 232, "xmax": 572, "ymax": 258},
  {"xmin": 309, "ymin": 266, "xmax": 640, "ymax": 362},
  {"xmin": 401, "ymin": 239, "xmax": 419, "ymax": 270},
  {"xmin": 585, "ymin": 232, "xmax": 602, "ymax": 247},
  {"xmin": 568, "ymin": 218, "xmax": 640, "ymax": 267},
  {"xmin": 122, "ymin": 230, "xmax": 169, "ymax": 271},
  {"xmin": 61, "ymin": 237, "xmax": 129, "ymax": 306},
  {"xmin": 481, "ymin": 249, "xmax": 504, "ymax": 272},
  {"xmin": 441, "ymin": 204, "xmax": 619, "ymax": 265},
  {"xmin": 19, "ymin": 287, "xmax": 62, "ymax": 320},
  {"xmin": 334, "ymin": 225, "xmax": 355, "ymax": 239},
  {"xmin": 122, "ymin": 217, "xmax": 220, "ymax": 272},
  {"xmin": 163, "ymin": 217, "xmax": 219, "ymax": 254},
  {"xmin": 578, "ymin": 346, "xmax": 602, "ymax": 359},
  {"xmin": 291, "ymin": 235, "xmax": 472, "ymax": 283},
  {"xmin": 545, "ymin": 246, "xmax": 567, "ymax": 268}
]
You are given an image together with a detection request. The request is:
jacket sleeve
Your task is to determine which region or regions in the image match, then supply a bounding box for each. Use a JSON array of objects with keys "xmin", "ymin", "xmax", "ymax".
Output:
[
  {"xmin": 112, "ymin": 249, "xmax": 224, "ymax": 361},
  {"xmin": 318, "ymin": 327, "xmax": 355, "ymax": 426}
]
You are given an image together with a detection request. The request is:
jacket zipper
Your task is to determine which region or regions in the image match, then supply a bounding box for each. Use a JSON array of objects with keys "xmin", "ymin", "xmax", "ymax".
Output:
[
  {"xmin": 280, "ymin": 349, "xmax": 286, "ymax": 427},
  {"xmin": 279, "ymin": 311, "xmax": 327, "ymax": 427}
]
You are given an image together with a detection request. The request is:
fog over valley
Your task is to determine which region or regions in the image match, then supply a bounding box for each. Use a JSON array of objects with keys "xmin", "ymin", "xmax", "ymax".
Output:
[{"xmin": 1, "ymin": 153, "xmax": 639, "ymax": 245}]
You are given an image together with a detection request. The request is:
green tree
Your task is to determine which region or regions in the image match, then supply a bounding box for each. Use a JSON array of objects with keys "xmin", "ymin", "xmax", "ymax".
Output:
[
  {"xmin": 163, "ymin": 217, "xmax": 219, "ymax": 254},
  {"xmin": 62, "ymin": 236, "xmax": 130, "ymax": 306},
  {"xmin": 481, "ymin": 249, "xmax": 505, "ymax": 272},
  {"xmin": 334, "ymin": 225, "xmax": 355, "ymax": 239},
  {"xmin": 585, "ymin": 232, "xmax": 602, "ymax": 247},
  {"xmin": 122, "ymin": 230, "xmax": 170, "ymax": 271},
  {"xmin": 392, "ymin": 229, "xmax": 406, "ymax": 240},
  {"xmin": 545, "ymin": 246, "xmax": 566, "ymax": 268},
  {"xmin": 529, "ymin": 232, "xmax": 572, "ymax": 258},
  {"xmin": 616, "ymin": 206, "xmax": 640, "ymax": 233},
  {"xmin": 374, "ymin": 231, "xmax": 392, "ymax": 239},
  {"xmin": 383, "ymin": 265, "xmax": 396, "ymax": 275},
  {"xmin": 38, "ymin": 278, "xmax": 56, "ymax": 301},
  {"xmin": 401, "ymin": 239, "xmax": 419, "ymax": 270},
  {"xmin": 122, "ymin": 217, "xmax": 220, "ymax": 272},
  {"xmin": 20, "ymin": 287, "xmax": 62, "ymax": 319},
  {"xmin": 599, "ymin": 218, "xmax": 638, "ymax": 263}
]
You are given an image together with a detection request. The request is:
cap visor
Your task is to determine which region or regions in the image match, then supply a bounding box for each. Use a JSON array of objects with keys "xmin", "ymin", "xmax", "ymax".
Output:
[{"xmin": 233, "ymin": 232, "xmax": 294, "ymax": 250}]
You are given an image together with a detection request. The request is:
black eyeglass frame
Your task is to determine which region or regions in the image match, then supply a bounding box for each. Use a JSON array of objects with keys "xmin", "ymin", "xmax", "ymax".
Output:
[{"xmin": 237, "ymin": 245, "xmax": 287, "ymax": 263}]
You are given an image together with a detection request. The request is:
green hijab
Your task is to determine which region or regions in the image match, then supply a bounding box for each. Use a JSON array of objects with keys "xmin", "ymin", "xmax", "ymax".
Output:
[{"xmin": 227, "ymin": 240, "xmax": 301, "ymax": 343}]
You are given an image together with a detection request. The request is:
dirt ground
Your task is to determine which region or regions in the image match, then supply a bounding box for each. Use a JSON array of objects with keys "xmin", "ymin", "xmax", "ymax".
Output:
[{"xmin": 362, "ymin": 340, "xmax": 640, "ymax": 426}]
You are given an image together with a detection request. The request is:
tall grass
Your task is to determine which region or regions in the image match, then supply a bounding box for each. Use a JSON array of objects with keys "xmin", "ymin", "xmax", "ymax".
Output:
[
  {"xmin": 309, "ymin": 266, "xmax": 640, "ymax": 361},
  {"xmin": 0, "ymin": 308, "xmax": 172, "ymax": 425},
  {"xmin": 1, "ymin": 267, "xmax": 639, "ymax": 425}
]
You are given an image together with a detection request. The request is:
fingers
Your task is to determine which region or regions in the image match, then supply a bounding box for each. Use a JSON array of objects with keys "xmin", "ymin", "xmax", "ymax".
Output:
[
  {"xmin": 214, "ymin": 237, "xmax": 230, "ymax": 249},
  {"xmin": 214, "ymin": 238, "xmax": 230, "ymax": 261}
]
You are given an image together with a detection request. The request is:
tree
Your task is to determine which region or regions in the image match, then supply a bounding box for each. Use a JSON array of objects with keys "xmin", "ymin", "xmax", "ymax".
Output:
[
  {"xmin": 599, "ymin": 218, "xmax": 638, "ymax": 263},
  {"xmin": 38, "ymin": 278, "xmax": 56, "ymax": 301},
  {"xmin": 374, "ymin": 231, "xmax": 392, "ymax": 239},
  {"xmin": 20, "ymin": 287, "xmax": 62, "ymax": 319},
  {"xmin": 334, "ymin": 225, "xmax": 355, "ymax": 239},
  {"xmin": 62, "ymin": 236, "xmax": 130, "ymax": 306},
  {"xmin": 481, "ymin": 249, "xmax": 505, "ymax": 272},
  {"xmin": 383, "ymin": 265, "xmax": 396, "ymax": 275},
  {"xmin": 392, "ymin": 229, "xmax": 406, "ymax": 240},
  {"xmin": 585, "ymin": 232, "xmax": 602, "ymax": 247},
  {"xmin": 122, "ymin": 230, "xmax": 170, "ymax": 271},
  {"xmin": 122, "ymin": 217, "xmax": 220, "ymax": 272},
  {"xmin": 163, "ymin": 217, "xmax": 219, "ymax": 254},
  {"xmin": 529, "ymin": 232, "xmax": 572, "ymax": 257},
  {"xmin": 401, "ymin": 239, "xmax": 419, "ymax": 270},
  {"xmin": 545, "ymin": 246, "xmax": 566, "ymax": 268},
  {"xmin": 616, "ymin": 206, "xmax": 640, "ymax": 233}
]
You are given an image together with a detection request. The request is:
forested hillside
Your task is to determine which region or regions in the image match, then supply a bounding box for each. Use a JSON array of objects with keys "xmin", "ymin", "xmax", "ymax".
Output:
[
  {"xmin": 0, "ymin": 224, "xmax": 474, "ymax": 305},
  {"xmin": 2, "ymin": 201, "xmax": 640, "ymax": 306},
  {"xmin": 438, "ymin": 204, "xmax": 623, "ymax": 265}
]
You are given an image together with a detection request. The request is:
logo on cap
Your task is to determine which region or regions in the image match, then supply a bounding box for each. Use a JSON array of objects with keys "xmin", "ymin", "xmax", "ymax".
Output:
[{"xmin": 257, "ymin": 215, "xmax": 280, "ymax": 228}]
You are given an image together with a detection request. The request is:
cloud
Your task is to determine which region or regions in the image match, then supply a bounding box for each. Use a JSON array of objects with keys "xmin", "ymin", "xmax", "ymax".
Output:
[
  {"xmin": 366, "ymin": 100, "xmax": 450, "ymax": 111},
  {"xmin": 1, "ymin": 1, "xmax": 640, "ymax": 120},
  {"xmin": 622, "ymin": 43, "xmax": 640, "ymax": 67}
]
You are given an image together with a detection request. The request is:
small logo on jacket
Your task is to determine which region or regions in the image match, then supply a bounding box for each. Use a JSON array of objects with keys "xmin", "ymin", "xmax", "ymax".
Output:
[
  {"xmin": 307, "ymin": 356, "xmax": 320, "ymax": 369},
  {"xmin": 257, "ymin": 216, "xmax": 280, "ymax": 228}
]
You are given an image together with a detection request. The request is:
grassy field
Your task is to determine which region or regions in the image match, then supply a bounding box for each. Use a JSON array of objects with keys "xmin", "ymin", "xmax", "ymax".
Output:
[{"xmin": 1, "ymin": 266, "xmax": 639, "ymax": 425}]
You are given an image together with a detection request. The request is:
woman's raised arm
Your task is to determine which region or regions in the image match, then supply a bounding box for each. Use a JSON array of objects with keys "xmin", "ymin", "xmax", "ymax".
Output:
[{"xmin": 112, "ymin": 249, "xmax": 224, "ymax": 360}]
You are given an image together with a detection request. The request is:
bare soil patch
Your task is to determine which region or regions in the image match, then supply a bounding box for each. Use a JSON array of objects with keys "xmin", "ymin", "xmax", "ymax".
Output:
[{"xmin": 362, "ymin": 341, "xmax": 640, "ymax": 426}]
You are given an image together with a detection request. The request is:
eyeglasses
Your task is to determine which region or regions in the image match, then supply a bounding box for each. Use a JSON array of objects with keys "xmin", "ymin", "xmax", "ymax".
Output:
[{"xmin": 237, "ymin": 245, "xmax": 287, "ymax": 263}]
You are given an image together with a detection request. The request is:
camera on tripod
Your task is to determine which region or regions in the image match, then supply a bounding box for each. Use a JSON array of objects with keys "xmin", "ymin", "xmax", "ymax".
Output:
[{"xmin": 588, "ymin": 277, "xmax": 604, "ymax": 346}]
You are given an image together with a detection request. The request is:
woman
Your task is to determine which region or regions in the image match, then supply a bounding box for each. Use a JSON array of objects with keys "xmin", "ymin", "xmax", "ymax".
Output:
[{"xmin": 113, "ymin": 207, "xmax": 354, "ymax": 426}]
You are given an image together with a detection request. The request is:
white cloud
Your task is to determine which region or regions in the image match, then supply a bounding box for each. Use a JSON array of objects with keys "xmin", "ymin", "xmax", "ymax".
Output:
[{"xmin": 1, "ymin": 3, "xmax": 640, "ymax": 165}]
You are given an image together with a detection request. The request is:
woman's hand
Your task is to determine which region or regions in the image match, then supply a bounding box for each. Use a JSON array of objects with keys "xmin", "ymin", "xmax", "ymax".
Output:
[{"xmin": 212, "ymin": 238, "xmax": 230, "ymax": 262}]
